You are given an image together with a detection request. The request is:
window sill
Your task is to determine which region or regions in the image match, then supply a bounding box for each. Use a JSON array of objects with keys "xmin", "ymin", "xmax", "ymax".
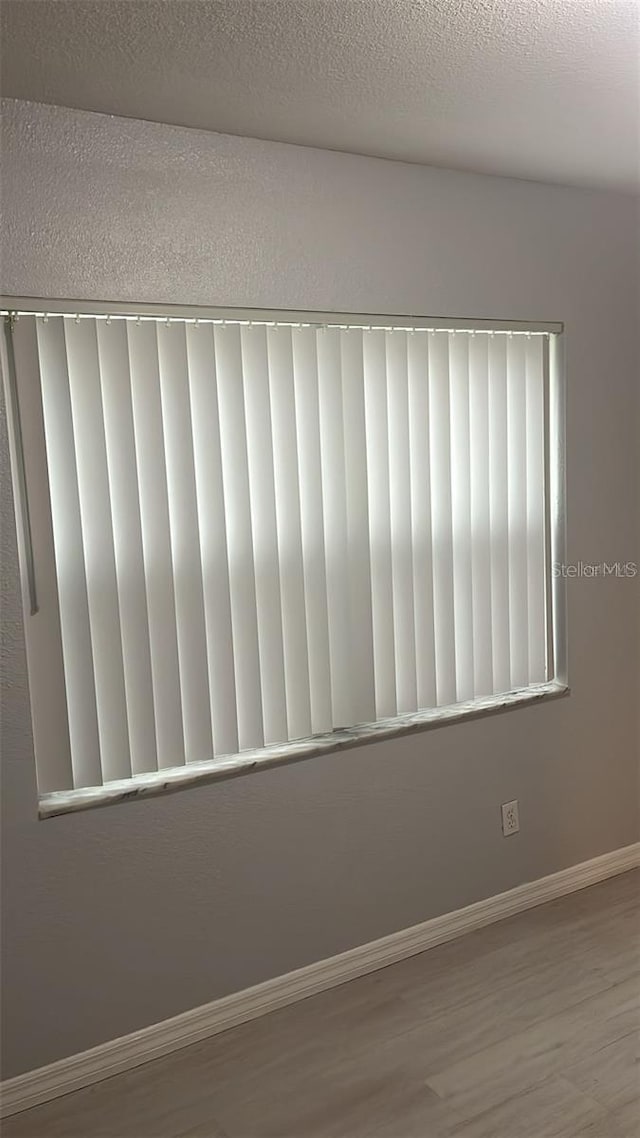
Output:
[{"xmin": 38, "ymin": 680, "xmax": 569, "ymax": 819}]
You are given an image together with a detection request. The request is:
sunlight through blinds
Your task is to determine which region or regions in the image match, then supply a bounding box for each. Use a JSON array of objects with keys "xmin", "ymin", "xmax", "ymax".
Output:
[{"xmin": 7, "ymin": 312, "xmax": 552, "ymax": 794}]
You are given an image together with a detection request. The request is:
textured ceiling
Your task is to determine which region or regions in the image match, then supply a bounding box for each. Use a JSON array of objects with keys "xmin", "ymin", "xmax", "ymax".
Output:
[{"xmin": 1, "ymin": 0, "xmax": 638, "ymax": 190}]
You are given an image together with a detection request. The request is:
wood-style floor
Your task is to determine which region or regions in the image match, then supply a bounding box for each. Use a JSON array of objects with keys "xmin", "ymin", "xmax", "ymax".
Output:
[{"xmin": 4, "ymin": 869, "xmax": 639, "ymax": 1138}]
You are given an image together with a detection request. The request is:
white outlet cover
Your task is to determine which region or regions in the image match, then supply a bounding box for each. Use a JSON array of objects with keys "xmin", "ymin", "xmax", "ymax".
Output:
[{"xmin": 501, "ymin": 799, "xmax": 520, "ymax": 836}]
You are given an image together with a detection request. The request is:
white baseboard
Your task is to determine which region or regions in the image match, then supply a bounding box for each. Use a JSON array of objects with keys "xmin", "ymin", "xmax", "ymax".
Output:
[{"xmin": 2, "ymin": 841, "xmax": 638, "ymax": 1118}]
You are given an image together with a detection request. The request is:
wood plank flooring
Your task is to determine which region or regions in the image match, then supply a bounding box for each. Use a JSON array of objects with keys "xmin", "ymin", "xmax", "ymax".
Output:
[{"xmin": 4, "ymin": 869, "xmax": 639, "ymax": 1138}]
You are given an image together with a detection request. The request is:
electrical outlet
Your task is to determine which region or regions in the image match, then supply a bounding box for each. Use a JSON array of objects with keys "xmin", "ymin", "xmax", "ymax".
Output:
[{"xmin": 501, "ymin": 799, "xmax": 520, "ymax": 836}]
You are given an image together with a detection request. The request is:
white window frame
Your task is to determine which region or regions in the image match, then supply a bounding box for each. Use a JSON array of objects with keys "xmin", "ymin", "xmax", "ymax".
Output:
[{"xmin": 1, "ymin": 296, "xmax": 568, "ymax": 818}]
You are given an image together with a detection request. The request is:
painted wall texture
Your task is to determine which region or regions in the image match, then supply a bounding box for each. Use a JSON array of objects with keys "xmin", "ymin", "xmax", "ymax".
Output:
[{"xmin": 1, "ymin": 99, "xmax": 638, "ymax": 1079}]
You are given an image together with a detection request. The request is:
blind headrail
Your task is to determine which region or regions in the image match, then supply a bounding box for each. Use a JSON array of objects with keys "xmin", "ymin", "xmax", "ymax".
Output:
[{"xmin": 0, "ymin": 297, "xmax": 564, "ymax": 336}]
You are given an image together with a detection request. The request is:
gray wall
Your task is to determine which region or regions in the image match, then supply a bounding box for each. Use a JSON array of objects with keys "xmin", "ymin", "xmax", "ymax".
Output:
[{"xmin": 1, "ymin": 99, "xmax": 638, "ymax": 1079}]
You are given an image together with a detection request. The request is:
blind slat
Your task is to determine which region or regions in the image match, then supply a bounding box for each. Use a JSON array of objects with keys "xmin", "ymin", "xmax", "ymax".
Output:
[
  {"xmin": 37, "ymin": 317, "xmax": 103, "ymax": 788},
  {"xmin": 96, "ymin": 320, "xmax": 157, "ymax": 776},
  {"xmin": 428, "ymin": 332, "xmax": 457, "ymax": 706},
  {"xmin": 488, "ymin": 334, "xmax": 511, "ymax": 693},
  {"xmin": 241, "ymin": 326, "xmax": 288, "ymax": 746},
  {"xmin": 291, "ymin": 328, "xmax": 333, "ymax": 735},
  {"xmin": 449, "ymin": 333, "xmax": 475, "ymax": 702},
  {"xmin": 185, "ymin": 323, "xmax": 239, "ymax": 758},
  {"xmin": 507, "ymin": 335, "xmax": 530, "ymax": 688},
  {"xmin": 267, "ymin": 327, "xmax": 313, "ymax": 741},
  {"xmin": 341, "ymin": 330, "xmax": 376, "ymax": 726},
  {"xmin": 64, "ymin": 318, "xmax": 132, "ymax": 781},
  {"xmin": 468, "ymin": 333, "xmax": 493, "ymax": 697},
  {"xmin": 156, "ymin": 322, "xmax": 213, "ymax": 765},
  {"xmin": 386, "ymin": 331, "xmax": 418, "ymax": 714},
  {"xmin": 317, "ymin": 328, "xmax": 353, "ymax": 729},
  {"xmin": 525, "ymin": 334, "xmax": 547, "ymax": 683},
  {"xmin": 408, "ymin": 332, "xmax": 437, "ymax": 710},
  {"xmin": 214, "ymin": 325, "xmax": 264, "ymax": 751},
  {"xmin": 10, "ymin": 317, "xmax": 74, "ymax": 792},
  {"xmin": 127, "ymin": 320, "xmax": 185, "ymax": 770},
  {"xmin": 363, "ymin": 329, "xmax": 397, "ymax": 719}
]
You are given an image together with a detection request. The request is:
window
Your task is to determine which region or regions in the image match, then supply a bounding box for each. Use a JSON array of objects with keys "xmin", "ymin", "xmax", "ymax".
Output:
[{"xmin": 2, "ymin": 301, "xmax": 567, "ymax": 816}]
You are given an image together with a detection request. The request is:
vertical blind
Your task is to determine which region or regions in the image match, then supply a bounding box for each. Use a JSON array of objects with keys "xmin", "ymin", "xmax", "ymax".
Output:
[{"xmin": 7, "ymin": 312, "xmax": 552, "ymax": 795}]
